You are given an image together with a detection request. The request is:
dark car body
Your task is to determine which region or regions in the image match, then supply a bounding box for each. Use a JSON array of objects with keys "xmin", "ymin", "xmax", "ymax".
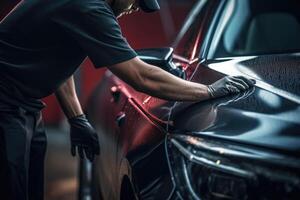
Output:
[{"xmin": 80, "ymin": 0, "xmax": 300, "ymax": 199}]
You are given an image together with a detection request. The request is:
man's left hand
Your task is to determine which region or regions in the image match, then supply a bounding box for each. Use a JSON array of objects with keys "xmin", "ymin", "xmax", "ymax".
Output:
[{"xmin": 69, "ymin": 114, "xmax": 100, "ymax": 162}]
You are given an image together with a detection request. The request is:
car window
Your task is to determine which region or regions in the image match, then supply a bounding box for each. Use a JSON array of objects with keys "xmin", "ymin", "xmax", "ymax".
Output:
[{"xmin": 208, "ymin": 0, "xmax": 300, "ymax": 58}]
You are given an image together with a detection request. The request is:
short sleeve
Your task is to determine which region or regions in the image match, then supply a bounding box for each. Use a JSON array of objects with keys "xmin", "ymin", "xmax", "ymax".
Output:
[{"xmin": 51, "ymin": 0, "xmax": 137, "ymax": 68}]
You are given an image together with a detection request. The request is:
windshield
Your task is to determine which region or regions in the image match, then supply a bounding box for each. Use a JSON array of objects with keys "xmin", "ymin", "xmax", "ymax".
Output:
[{"xmin": 209, "ymin": 0, "xmax": 300, "ymax": 58}]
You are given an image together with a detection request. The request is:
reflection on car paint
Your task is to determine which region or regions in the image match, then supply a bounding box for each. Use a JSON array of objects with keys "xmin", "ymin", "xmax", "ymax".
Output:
[{"xmin": 207, "ymin": 56, "xmax": 300, "ymax": 104}]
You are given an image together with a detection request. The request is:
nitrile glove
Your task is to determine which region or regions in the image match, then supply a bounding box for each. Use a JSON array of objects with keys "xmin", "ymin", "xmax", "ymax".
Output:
[
  {"xmin": 207, "ymin": 76, "xmax": 256, "ymax": 98},
  {"xmin": 69, "ymin": 114, "xmax": 100, "ymax": 162}
]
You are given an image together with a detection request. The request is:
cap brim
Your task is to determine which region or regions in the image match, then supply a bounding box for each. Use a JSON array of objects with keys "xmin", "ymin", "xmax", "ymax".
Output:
[{"xmin": 139, "ymin": 0, "xmax": 160, "ymax": 13}]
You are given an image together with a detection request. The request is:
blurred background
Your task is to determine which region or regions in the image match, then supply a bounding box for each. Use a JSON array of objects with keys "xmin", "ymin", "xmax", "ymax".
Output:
[{"xmin": 0, "ymin": 0, "xmax": 197, "ymax": 199}]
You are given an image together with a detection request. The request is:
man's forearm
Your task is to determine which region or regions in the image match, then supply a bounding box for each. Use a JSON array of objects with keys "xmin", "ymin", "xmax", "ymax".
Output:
[
  {"xmin": 108, "ymin": 58, "xmax": 210, "ymax": 102},
  {"xmin": 55, "ymin": 76, "xmax": 83, "ymax": 119},
  {"xmin": 139, "ymin": 63, "xmax": 210, "ymax": 101}
]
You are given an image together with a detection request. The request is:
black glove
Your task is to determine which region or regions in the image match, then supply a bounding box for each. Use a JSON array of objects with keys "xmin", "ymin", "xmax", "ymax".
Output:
[
  {"xmin": 69, "ymin": 114, "xmax": 100, "ymax": 162},
  {"xmin": 207, "ymin": 76, "xmax": 256, "ymax": 98}
]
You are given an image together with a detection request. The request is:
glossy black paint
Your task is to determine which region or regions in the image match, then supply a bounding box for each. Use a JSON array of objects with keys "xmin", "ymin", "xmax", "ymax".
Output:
[
  {"xmin": 166, "ymin": 53, "xmax": 300, "ymax": 199},
  {"xmin": 80, "ymin": 0, "xmax": 300, "ymax": 199},
  {"xmin": 171, "ymin": 55, "xmax": 300, "ymax": 153}
]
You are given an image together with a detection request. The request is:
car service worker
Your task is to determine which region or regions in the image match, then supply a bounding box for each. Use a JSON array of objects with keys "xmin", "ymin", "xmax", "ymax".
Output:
[{"xmin": 0, "ymin": 0, "xmax": 255, "ymax": 199}]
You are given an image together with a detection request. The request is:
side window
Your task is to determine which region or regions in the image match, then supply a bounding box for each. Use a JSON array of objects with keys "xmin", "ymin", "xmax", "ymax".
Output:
[{"xmin": 208, "ymin": 0, "xmax": 300, "ymax": 58}]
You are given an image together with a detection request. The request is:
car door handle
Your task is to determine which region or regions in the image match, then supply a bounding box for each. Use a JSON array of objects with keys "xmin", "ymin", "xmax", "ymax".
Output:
[
  {"xmin": 116, "ymin": 112, "xmax": 126, "ymax": 127},
  {"xmin": 110, "ymin": 86, "xmax": 121, "ymax": 103}
]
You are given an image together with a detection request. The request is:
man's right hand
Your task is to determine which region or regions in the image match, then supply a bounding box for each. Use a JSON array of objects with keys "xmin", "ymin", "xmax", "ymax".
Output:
[{"xmin": 207, "ymin": 76, "xmax": 256, "ymax": 98}]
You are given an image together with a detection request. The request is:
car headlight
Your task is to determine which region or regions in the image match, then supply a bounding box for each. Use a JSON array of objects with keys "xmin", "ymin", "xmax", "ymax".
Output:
[{"xmin": 166, "ymin": 134, "xmax": 300, "ymax": 200}]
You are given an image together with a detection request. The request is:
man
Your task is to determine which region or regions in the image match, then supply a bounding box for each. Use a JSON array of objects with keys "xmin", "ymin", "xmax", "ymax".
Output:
[{"xmin": 0, "ymin": 0, "xmax": 255, "ymax": 199}]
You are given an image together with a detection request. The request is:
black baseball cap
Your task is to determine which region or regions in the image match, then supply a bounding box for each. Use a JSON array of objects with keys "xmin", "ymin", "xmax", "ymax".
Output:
[{"xmin": 139, "ymin": 0, "xmax": 160, "ymax": 13}]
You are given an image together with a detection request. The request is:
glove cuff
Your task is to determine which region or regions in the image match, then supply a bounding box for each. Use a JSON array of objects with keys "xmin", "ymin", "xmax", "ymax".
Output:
[
  {"xmin": 68, "ymin": 114, "xmax": 87, "ymax": 124},
  {"xmin": 207, "ymin": 85, "xmax": 215, "ymax": 99}
]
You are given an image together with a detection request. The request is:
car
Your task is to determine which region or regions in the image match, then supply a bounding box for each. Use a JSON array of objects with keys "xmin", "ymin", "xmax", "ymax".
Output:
[{"xmin": 79, "ymin": 0, "xmax": 300, "ymax": 199}]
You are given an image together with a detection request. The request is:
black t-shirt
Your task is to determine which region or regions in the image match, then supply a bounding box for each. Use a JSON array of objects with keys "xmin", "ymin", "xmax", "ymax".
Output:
[{"xmin": 0, "ymin": 0, "xmax": 137, "ymax": 111}]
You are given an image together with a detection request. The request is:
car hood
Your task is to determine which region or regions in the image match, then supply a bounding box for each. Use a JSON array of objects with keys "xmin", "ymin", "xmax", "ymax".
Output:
[{"xmin": 170, "ymin": 54, "xmax": 300, "ymax": 155}]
